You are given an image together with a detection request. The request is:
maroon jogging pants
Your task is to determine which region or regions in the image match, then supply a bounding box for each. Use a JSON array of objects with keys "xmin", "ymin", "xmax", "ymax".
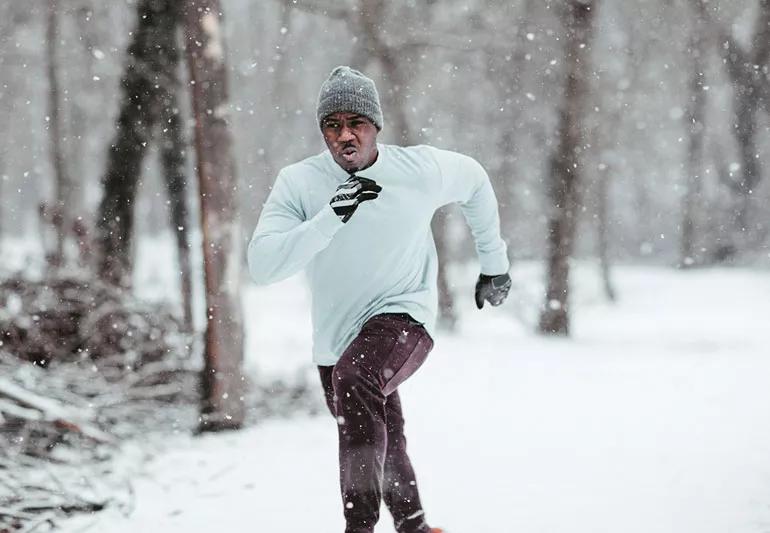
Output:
[{"xmin": 318, "ymin": 313, "xmax": 435, "ymax": 533}]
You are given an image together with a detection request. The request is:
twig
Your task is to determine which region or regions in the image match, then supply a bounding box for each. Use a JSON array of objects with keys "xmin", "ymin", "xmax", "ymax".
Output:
[
  {"xmin": 19, "ymin": 513, "xmax": 56, "ymax": 533},
  {"xmin": 0, "ymin": 507, "xmax": 36, "ymax": 520},
  {"xmin": 0, "ymin": 399, "xmax": 44, "ymax": 421}
]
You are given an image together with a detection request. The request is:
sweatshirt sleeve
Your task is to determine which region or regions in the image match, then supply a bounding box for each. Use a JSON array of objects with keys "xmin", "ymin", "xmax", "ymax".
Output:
[
  {"xmin": 430, "ymin": 147, "xmax": 510, "ymax": 276},
  {"xmin": 247, "ymin": 171, "xmax": 344, "ymax": 285}
]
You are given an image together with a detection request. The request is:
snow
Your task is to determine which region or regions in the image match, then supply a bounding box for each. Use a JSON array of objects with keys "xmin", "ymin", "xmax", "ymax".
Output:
[{"xmin": 59, "ymin": 262, "xmax": 770, "ymax": 533}]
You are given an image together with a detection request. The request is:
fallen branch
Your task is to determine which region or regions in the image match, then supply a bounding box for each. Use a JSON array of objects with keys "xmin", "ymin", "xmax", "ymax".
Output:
[
  {"xmin": 0, "ymin": 399, "xmax": 45, "ymax": 421},
  {"xmin": 0, "ymin": 377, "xmax": 114, "ymax": 444},
  {"xmin": 21, "ymin": 514, "xmax": 56, "ymax": 533}
]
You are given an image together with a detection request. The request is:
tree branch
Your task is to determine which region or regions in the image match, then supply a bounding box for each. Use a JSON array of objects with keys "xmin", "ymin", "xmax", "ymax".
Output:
[{"xmin": 0, "ymin": 378, "xmax": 114, "ymax": 444}]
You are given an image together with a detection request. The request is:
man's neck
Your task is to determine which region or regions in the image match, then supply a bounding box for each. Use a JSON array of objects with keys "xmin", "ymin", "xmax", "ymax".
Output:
[{"xmin": 348, "ymin": 147, "xmax": 379, "ymax": 174}]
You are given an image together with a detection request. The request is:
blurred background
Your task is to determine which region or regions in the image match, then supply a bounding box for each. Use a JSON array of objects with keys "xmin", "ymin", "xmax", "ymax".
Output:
[{"xmin": 1, "ymin": 0, "xmax": 768, "ymax": 273}]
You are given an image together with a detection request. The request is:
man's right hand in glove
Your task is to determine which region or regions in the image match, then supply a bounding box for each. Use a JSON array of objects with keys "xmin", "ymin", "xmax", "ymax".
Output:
[
  {"xmin": 330, "ymin": 175, "xmax": 382, "ymax": 223},
  {"xmin": 474, "ymin": 273, "xmax": 512, "ymax": 309}
]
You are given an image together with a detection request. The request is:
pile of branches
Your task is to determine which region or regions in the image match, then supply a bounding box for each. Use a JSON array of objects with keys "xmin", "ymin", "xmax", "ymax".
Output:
[
  {"xmin": 0, "ymin": 269, "xmax": 323, "ymax": 531},
  {"xmin": 0, "ymin": 271, "xmax": 199, "ymax": 532}
]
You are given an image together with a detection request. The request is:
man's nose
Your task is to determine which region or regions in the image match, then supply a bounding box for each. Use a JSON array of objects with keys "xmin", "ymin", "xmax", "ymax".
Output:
[{"xmin": 337, "ymin": 125, "xmax": 355, "ymax": 142}]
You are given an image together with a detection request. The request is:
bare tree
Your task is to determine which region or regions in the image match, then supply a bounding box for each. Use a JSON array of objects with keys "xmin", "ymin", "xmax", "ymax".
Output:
[
  {"xmin": 183, "ymin": 0, "xmax": 245, "ymax": 431},
  {"xmin": 586, "ymin": 3, "xmax": 654, "ymax": 301},
  {"xmin": 539, "ymin": 0, "xmax": 599, "ymax": 336},
  {"xmin": 680, "ymin": 5, "xmax": 707, "ymax": 268},
  {"xmin": 693, "ymin": 0, "xmax": 770, "ymax": 245},
  {"xmin": 45, "ymin": 0, "xmax": 71, "ymax": 268},
  {"xmin": 96, "ymin": 0, "xmax": 185, "ymax": 287}
]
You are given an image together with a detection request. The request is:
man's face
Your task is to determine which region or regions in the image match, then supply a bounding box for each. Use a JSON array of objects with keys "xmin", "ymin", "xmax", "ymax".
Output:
[{"xmin": 321, "ymin": 112, "xmax": 379, "ymax": 173}]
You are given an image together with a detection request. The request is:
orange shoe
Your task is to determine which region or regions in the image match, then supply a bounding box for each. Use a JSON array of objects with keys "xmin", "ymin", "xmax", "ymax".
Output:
[{"xmin": 430, "ymin": 529, "xmax": 445, "ymax": 533}]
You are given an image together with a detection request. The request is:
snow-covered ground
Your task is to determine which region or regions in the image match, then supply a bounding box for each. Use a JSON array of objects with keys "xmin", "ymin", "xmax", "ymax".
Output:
[{"xmin": 45, "ymin": 249, "xmax": 770, "ymax": 532}]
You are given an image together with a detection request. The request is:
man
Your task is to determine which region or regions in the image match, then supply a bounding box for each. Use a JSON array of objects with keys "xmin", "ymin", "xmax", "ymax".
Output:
[{"xmin": 248, "ymin": 66, "xmax": 511, "ymax": 533}]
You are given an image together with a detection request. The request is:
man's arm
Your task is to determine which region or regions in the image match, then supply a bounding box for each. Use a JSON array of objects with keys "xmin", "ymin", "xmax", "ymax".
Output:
[
  {"xmin": 247, "ymin": 172, "xmax": 344, "ymax": 285},
  {"xmin": 431, "ymin": 147, "xmax": 510, "ymax": 276}
]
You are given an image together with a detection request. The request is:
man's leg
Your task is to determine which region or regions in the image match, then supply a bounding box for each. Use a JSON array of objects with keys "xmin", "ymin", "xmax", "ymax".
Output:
[
  {"xmin": 317, "ymin": 314, "xmax": 433, "ymax": 533},
  {"xmin": 319, "ymin": 368, "xmax": 430, "ymax": 533},
  {"xmin": 382, "ymin": 390, "xmax": 431, "ymax": 533}
]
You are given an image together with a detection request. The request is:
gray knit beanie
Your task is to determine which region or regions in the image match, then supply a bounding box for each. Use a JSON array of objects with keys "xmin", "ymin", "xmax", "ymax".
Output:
[{"xmin": 317, "ymin": 66, "xmax": 383, "ymax": 131}]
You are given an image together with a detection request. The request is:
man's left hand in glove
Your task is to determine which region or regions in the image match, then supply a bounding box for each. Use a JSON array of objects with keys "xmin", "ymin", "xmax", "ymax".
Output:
[{"xmin": 474, "ymin": 273, "xmax": 512, "ymax": 309}]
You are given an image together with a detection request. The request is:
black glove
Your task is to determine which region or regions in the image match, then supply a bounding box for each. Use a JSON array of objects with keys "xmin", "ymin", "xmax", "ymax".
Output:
[
  {"xmin": 474, "ymin": 273, "xmax": 511, "ymax": 309},
  {"xmin": 329, "ymin": 175, "xmax": 382, "ymax": 223}
]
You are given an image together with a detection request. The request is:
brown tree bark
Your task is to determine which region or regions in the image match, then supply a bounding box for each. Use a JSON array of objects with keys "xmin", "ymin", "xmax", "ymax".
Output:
[
  {"xmin": 45, "ymin": 0, "xmax": 70, "ymax": 268},
  {"xmin": 183, "ymin": 0, "xmax": 245, "ymax": 432},
  {"xmin": 538, "ymin": 0, "xmax": 598, "ymax": 336},
  {"xmin": 96, "ymin": 0, "xmax": 183, "ymax": 286},
  {"xmin": 680, "ymin": 10, "xmax": 707, "ymax": 268}
]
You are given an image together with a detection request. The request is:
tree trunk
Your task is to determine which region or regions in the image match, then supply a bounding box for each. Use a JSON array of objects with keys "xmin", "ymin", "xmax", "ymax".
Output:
[
  {"xmin": 183, "ymin": 0, "xmax": 245, "ymax": 432},
  {"xmin": 0, "ymin": 107, "xmax": 6, "ymax": 241},
  {"xmin": 159, "ymin": 88, "xmax": 194, "ymax": 332},
  {"xmin": 680, "ymin": 13, "xmax": 706, "ymax": 268},
  {"xmin": 538, "ymin": 0, "xmax": 598, "ymax": 336},
  {"xmin": 45, "ymin": 0, "xmax": 70, "ymax": 268},
  {"xmin": 596, "ymin": 163, "xmax": 616, "ymax": 301},
  {"xmin": 66, "ymin": 5, "xmax": 100, "ymax": 224},
  {"xmin": 696, "ymin": 0, "xmax": 770, "ymax": 250},
  {"xmin": 732, "ymin": 93, "xmax": 759, "ymax": 235},
  {"xmin": 96, "ymin": 0, "xmax": 182, "ymax": 286}
]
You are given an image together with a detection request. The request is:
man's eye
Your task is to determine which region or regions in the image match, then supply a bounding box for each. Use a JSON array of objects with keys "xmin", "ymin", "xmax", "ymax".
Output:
[
  {"xmin": 324, "ymin": 121, "xmax": 340, "ymax": 129},
  {"xmin": 349, "ymin": 120, "xmax": 364, "ymax": 128}
]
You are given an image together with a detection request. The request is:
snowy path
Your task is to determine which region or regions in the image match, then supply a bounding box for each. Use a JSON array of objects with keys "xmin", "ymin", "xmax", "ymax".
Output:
[{"xmin": 63, "ymin": 266, "xmax": 770, "ymax": 533}]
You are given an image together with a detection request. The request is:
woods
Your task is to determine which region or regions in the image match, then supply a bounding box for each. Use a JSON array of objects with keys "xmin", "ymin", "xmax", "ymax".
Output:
[{"xmin": 1, "ymin": 0, "xmax": 769, "ymax": 530}]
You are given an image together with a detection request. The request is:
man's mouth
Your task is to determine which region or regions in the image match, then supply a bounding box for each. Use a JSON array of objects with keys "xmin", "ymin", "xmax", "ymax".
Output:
[{"xmin": 340, "ymin": 146, "xmax": 357, "ymax": 163}]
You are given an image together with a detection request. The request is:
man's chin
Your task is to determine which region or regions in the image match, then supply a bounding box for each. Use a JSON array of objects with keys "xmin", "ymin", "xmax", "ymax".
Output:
[{"xmin": 335, "ymin": 155, "xmax": 360, "ymax": 172}]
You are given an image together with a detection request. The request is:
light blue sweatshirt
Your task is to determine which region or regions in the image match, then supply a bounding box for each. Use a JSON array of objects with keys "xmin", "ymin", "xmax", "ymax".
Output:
[{"xmin": 247, "ymin": 143, "xmax": 509, "ymax": 366}]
